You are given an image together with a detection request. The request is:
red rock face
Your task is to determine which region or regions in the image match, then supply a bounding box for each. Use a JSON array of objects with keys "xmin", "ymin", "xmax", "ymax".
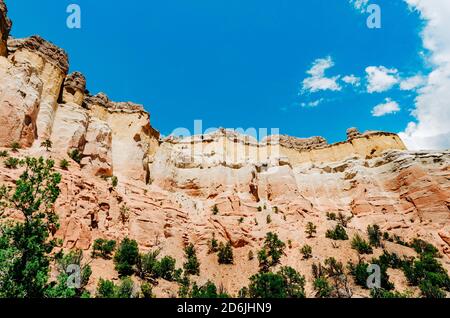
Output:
[
  {"xmin": 3, "ymin": 146, "xmax": 448, "ymax": 297},
  {"xmin": 1, "ymin": 0, "xmax": 449, "ymax": 298}
]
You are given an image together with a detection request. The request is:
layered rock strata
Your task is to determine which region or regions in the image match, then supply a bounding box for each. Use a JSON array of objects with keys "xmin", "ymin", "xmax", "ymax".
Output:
[
  {"xmin": 0, "ymin": 9, "xmax": 160, "ymax": 181},
  {"xmin": 0, "ymin": 1, "xmax": 449, "ymax": 297}
]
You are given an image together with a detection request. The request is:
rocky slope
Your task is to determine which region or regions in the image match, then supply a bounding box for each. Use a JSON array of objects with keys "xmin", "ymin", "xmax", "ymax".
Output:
[{"xmin": 0, "ymin": 1, "xmax": 449, "ymax": 297}]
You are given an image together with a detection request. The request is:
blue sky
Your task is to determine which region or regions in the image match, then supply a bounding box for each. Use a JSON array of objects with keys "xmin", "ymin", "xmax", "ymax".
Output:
[{"xmin": 6, "ymin": 0, "xmax": 430, "ymax": 144}]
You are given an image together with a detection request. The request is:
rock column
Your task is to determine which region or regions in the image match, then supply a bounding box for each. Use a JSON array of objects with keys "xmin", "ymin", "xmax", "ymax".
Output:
[
  {"xmin": 0, "ymin": 0, "xmax": 11, "ymax": 57},
  {"xmin": 8, "ymin": 36, "xmax": 69, "ymax": 141}
]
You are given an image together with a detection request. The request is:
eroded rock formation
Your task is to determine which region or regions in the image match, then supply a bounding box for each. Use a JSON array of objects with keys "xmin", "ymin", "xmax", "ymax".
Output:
[
  {"xmin": 0, "ymin": 0, "xmax": 11, "ymax": 56},
  {"xmin": 0, "ymin": 8, "xmax": 160, "ymax": 181},
  {"xmin": 0, "ymin": 1, "xmax": 449, "ymax": 297}
]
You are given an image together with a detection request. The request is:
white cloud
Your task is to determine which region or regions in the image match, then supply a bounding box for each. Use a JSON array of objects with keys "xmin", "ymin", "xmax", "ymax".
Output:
[
  {"xmin": 398, "ymin": 0, "xmax": 450, "ymax": 150},
  {"xmin": 342, "ymin": 74, "xmax": 361, "ymax": 87},
  {"xmin": 399, "ymin": 75, "xmax": 426, "ymax": 91},
  {"xmin": 347, "ymin": 0, "xmax": 450, "ymax": 149},
  {"xmin": 300, "ymin": 98, "xmax": 324, "ymax": 108},
  {"xmin": 349, "ymin": 0, "xmax": 369, "ymax": 12},
  {"xmin": 371, "ymin": 98, "xmax": 401, "ymax": 117},
  {"xmin": 301, "ymin": 57, "xmax": 341, "ymax": 93},
  {"xmin": 306, "ymin": 57, "xmax": 334, "ymax": 78},
  {"xmin": 365, "ymin": 66, "xmax": 399, "ymax": 93}
]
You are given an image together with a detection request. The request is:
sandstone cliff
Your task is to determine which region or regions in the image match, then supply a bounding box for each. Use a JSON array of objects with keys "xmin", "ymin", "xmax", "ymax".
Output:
[
  {"xmin": 0, "ymin": 0, "xmax": 11, "ymax": 57},
  {"xmin": 0, "ymin": 1, "xmax": 449, "ymax": 298},
  {"xmin": 0, "ymin": 3, "xmax": 160, "ymax": 182}
]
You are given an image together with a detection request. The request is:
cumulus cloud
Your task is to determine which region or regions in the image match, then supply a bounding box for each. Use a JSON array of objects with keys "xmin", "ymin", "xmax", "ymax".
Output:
[
  {"xmin": 347, "ymin": 0, "xmax": 449, "ymax": 149},
  {"xmin": 398, "ymin": 0, "xmax": 450, "ymax": 150},
  {"xmin": 342, "ymin": 74, "xmax": 361, "ymax": 87},
  {"xmin": 301, "ymin": 57, "xmax": 341, "ymax": 93},
  {"xmin": 365, "ymin": 66, "xmax": 399, "ymax": 93},
  {"xmin": 399, "ymin": 75, "xmax": 426, "ymax": 91},
  {"xmin": 371, "ymin": 98, "xmax": 401, "ymax": 117}
]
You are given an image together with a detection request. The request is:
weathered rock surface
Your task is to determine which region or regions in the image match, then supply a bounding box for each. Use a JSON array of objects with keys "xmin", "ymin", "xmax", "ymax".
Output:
[
  {"xmin": 62, "ymin": 72, "xmax": 86, "ymax": 105},
  {"xmin": 347, "ymin": 127, "xmax": 361, "ymax": 140},
  {"xmin": 0, "ymin": 0, "xmax": 11, "ymax": 57},
  {"xmin": 273, "ymin": 135, "xmax": 328, "ymax": 151},
  {"xmin": 2, "ymin": 146, "xmax": 449, "ymax": 297},
  {"xmin": 1, "ymin": 4, "xmax": 159, "ymax": 181},
  {"xmin": 84, "ymin": 93, "xmax": 159, "ymax": 182},
  {"xmin": 0, "ymin": 1, "xmax": 449, "ymax": 298},
  {"xmin": 50, "ymin": 103, "xmax": 89, "ymax": 152},
  {"xmin": 81, "ymin": 117, "xmax": 113, "ymax": 177},
  {"xmin": 8, "ymin": 36, "xmax": 68, "ymax": 141},
  {"xmin": 8, "ymin": 35, "xmax": 69, "ymax": 73},
  {"xmin": 0, "ymin": 57, "xmax": 42, "ymax": 147}
]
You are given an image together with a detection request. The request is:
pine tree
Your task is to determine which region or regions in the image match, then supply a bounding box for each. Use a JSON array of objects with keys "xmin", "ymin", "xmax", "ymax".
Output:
[
  {"xmin": 0, "ymin": 157, "xmax": 61, "ymax": 298},
  {"xmin": 217, "ymin": 242, "xmax": 234, "ymax": 265},
  {"xmin": 183, "ymin": 243, "xmax": 200, "ymax": 276}
]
